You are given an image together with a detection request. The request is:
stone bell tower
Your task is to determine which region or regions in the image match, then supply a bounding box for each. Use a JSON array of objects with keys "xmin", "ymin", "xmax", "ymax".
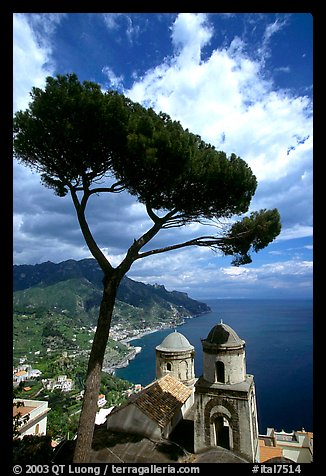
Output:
[
  {"xmin": 194, "ymin": 321, "xmax": 259, "ymax": 462},
  {"xmin": 155, "ymin": 330, "xmax": 196, "ymax": 388}
]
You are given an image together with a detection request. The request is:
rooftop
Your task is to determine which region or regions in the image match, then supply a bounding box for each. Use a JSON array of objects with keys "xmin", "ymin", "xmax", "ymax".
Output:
[
  {"xmin": 156, "ymin": 331, "xmax": 194, "ymax": 352},
  {"xmin": 112, "ymin": 374, "xmax": 192, "ymax": 429},
  {"xmin": 53, "ymin": 425, "xmax": 251, "ymax": 464},
  {"xmin": 13, "ymin": 405, "xmax": 34, "ymax": 418},
  {"xmin": 203, "ymin": 322, "xmax": 245, "ymax": 348},
  {"xmin": 259, "ymin": 438, "xmax": 283, "ymax": 462}
]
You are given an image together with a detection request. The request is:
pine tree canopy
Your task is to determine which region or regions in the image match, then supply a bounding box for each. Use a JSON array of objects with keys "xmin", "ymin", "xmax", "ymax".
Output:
[{"xmin": 13, "ymin": 73, "xmax": 281, "ymax": 266}]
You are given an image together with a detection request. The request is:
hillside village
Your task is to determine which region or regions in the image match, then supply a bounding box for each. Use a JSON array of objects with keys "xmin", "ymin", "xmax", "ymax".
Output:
[
  {"xmin": 14, "ymin": 324, "xmax": 313, "ymax": 464},
  {"xmin": 13, "ymin": 260, "xmax": 212, "ymax": 453},
  {"xmin": 13, "ymin": 260, "xmax": 313, "ymax": 464},
  {"xmin": 13, "ymin": 319, "xmax": 313, "ymax": 464}
]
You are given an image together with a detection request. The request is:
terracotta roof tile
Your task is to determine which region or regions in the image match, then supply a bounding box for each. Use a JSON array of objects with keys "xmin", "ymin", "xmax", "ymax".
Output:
[
  {"xmin": 15, "ymin": 370, "xmax": 28, "ymax": 377},
  {"xmin": 133, "ymin": 374, "xmax": 192, "ymax": 428},
  {"xmin": 259, "ymin": 445, "xmax": 283, "ymax": 462},
  {"xmin": 13, "ymin": 405, "xmax": 34, "ymax": 418}
]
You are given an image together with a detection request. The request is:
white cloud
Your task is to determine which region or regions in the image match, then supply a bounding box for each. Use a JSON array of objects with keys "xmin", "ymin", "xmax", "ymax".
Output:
[
  {"xmin": 102, "ymin": 66, "xmax": 124, "ymax": 90},
  {"xmin": 13, "ymin": 14, "xmax": 67, "ymax": 113},
  {"xmin": 221, "ymin": 267, "xmax": 257, "ymax": 282},
  {"xmin": 263, "ymin": 18, "xmax": 287, "ymax": 43},
  {"xmin": 171, "ymin": 13, "xmax": 213, "ymax": 64},
  {"xmin": 126, "ymin": 15, "xmax": 312, "ymax": 185},
  {"xmin": 262, "ymin": 259, "xmax": 312, "ymax": 275},
  {"xmin": 102, "ymin": 13, "xmax": 141, "ymax": 43},
  {"xmin": 13, "ymin": 14, "xmax": 54, "ymax": 112},
  {"xmin": 129, "ymin": 245, "xmax": 312, "ymax": 299},
  {"xmin": 102, "ymin": 13, "xmax": 121, "ymax": 30},
  {"xmin": 277, "ymin": 225, "xmax": 313, "ymax": 241},
  {"xmin": 126, "ymin": 12, "xmax": 312, "ymax": 248},
  {"xmin": 12, "ymin": 13, "xmax": 313, "ymax": 299}
]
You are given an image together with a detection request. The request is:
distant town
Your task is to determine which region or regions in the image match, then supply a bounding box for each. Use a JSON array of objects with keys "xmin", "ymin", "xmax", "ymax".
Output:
[
  {"xmin": 13, "ymin": 322, "xmax": 313, "ymax": 464},
  {"xmin": 13, "ymin": 260, "xmax": 312, "ymax": 464}
]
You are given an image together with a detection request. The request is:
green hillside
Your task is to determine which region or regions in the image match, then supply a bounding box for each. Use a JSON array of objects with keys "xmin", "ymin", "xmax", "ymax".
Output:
[
  {"xmin": 13, "ymin": 258, "xmax": 210, "ymax": 317},
  {"xmin": 13, "ymin": 259, "xmax": 211, "ymax": 361}
]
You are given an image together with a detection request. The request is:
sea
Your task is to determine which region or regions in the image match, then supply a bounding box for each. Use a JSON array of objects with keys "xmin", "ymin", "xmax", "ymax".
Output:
[{"xmin": 116, "ymin": 298, "xmax": 313, "ymax": 435}]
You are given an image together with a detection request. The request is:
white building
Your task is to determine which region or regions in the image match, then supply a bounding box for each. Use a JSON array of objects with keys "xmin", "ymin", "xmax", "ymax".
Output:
[
  {"xmin": 13, "ymin": 399, "xmax": 50, "ymax": 438},
  {"xmin": 259, "ymin": 428, "xmax": 313, "ymax": 463},
  {"xmin": 97, "ymin": 394, "xmax": 107, "ymax": 407},
  {"xmin": 96, "ymin": 407, "xmax": 115, "ymax": 425},
  {"xmin": 13, "ymin": 365, "xmax": 42, "ymax": 385},
  {"xmin": 44, "ymin": 375, "xmax": 74, "ymax": 392},
  {"xmin": 61, "ymin": 378, "xmax": 73, "ymax": 392},
  {"xmin": 13, "ymin": 370, "xmax": 29, "ymax": 384}
]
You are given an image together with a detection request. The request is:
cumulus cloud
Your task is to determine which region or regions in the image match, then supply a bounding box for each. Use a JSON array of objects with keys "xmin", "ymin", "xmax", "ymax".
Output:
[
  {"xmin": 13, "ymin": 13, "xmax": 313, "ymax": 298},
  {"xmin": 13, "ymin": 14, "xmax": 55, "ymax": 112},
  {"xmin": 127, "ymin": 15, "xmax": 312, "ymax": 177},
  {"xmin": 128, "ymin": 246, "xmax": 312, "ymax": 299},
  {"xmin": 126, "ymin": 13, "xmax": 312, "ymax": 243},
  {"xmin": 171, "ymin": 13, "xmax": 213, "ymax": 64},
  {"xmin": 102, "ymin": 66, "xmax": 125, "ymax": 91}
]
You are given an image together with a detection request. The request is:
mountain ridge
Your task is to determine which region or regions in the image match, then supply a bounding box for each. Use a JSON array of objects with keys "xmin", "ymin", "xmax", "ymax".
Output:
[
  {"xmin": 13, "ymin": 259, "xmax": 210, "ymax": 361},
  {"xmin": 13, "ymin": 258, "xmax": 211, "ymax": 319}
]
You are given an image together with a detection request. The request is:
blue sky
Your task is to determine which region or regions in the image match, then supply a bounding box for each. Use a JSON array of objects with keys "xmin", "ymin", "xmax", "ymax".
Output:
[{"xmin": 13, "ymin": 12, "xmax": 313, "ymax": 300}]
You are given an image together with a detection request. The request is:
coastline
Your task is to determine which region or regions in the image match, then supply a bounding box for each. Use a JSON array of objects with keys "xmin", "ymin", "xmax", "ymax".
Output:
[
  {"xmin": 121, "ymin": 320, "xmax": 185, "ymax": 344},
  {"xmin": 103, "ymin": 300, "xmax": 313, "ymax": 433},
  {"xmin": 105, "ymin": 311, "xmax": 211, "ymax": 375},
  {"xmin": 103, "ymin": 326, "xmax": 176, "ymax": 374},
  {"xmin": 121, "ymin": 327, "xmax": 162, "ymax": 344}
]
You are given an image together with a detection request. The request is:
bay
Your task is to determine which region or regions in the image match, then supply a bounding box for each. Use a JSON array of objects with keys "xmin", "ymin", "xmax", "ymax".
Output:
[{"xmin": 116, "ymin": 298, "xmax": 313, "ymax": 434}]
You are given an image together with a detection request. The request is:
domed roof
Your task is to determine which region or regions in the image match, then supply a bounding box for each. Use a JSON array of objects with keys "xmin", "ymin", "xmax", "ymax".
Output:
[
  {"xmin": 204, "ymin": 322, "xmax": 245, "ymax": 347},
  {"xmin": 156, "ymin": 331, "xmax": 194, "ymax": 352}
]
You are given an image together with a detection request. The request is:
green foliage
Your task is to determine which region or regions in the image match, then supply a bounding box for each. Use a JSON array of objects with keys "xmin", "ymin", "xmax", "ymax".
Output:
[
  {"xmin": 13, "ymin": 74, "xmax": 126, "ymax": 196},
  {"xmin": 13, "ymin": 73, "xmax": 257, "ymax": 219},
  {"xmin": 220, "ymin": 209, "xmax": 282, "ymax": 265},
  {"xmin": 13, "ymin": 400, "xmax": 30, "ymax": 437},
  {"xmin": 100, "ymin": 373, "xmax": 130, "ymax": 393},
  {"xmin": 13, "ymin": 269, "xmax": 208, "ymax": 361},
  {"xmin": 46, "ymin": 391, "xmax": 82, "ymax": 440},
  {"xmin": 119, "ymin": 116, "xmax": 257, "ymax": 217},
  {"xmin": 13, "ymin": 71, "xmax": 282, "ymax": 464},
  {"xmin": 13, "ymin": 73, "xmax": 281, "ymax": 270},
  {"xmin": 13, "ymin": 362, "xmax": 131, "ymax": 441},
  {"xmin": 14, "ymin": 263, "xmax": 210, "ymax": 318},
  {"xmin": 13, "ymin": 278, "xmax": 102, "ymax": 320},
  {"xmin": 13, "ymin": 435, "xmax": 53, "ymax": 464}
]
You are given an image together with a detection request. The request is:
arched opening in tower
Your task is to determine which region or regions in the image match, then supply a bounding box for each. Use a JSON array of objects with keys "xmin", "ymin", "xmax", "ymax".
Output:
[
  {"xmin": 215, "ymin": 361, "xmax": 225, "ymax": 383},
  {"xmin": 213, "ymin": 416, "xmax": 230, "ymax": 450}
]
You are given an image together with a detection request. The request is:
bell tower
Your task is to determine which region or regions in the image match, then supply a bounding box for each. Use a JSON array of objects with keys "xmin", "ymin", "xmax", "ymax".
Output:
[
  {"xmin": 194, "ymin": 321, "xmax": 259, "ymax": 462},
  {"xmin": 155, "ymin": 330, "xmax": 196, "ymax": 387}
]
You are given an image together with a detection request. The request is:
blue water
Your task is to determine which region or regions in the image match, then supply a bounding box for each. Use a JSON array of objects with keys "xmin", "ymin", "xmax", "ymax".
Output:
[{"xmin": 116, "ymin": 299, "xmax": 313, "ymax": 434}]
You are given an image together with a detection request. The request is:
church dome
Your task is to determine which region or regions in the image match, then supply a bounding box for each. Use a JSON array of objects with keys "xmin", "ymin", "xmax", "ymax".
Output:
[
  {"xmin": 204, "ymin": 322, "xmax": 245, "ymax": 347},
  {"xmin": 156, "ymin": 331, "xmax": 194, "ymax": 352}
]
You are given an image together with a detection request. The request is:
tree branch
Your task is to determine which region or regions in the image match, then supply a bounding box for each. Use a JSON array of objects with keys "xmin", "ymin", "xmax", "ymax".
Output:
[
  {"xmin": 69, "ymin": 187, "xmax": 114, "ymax": 275},
  {"xmin": 116, "ymin": 206, "xmax": 179, "ymax": 276},
  {"xmin": 136, "ymin": 235, "xmax": 224, "ymax": 259},
  {"xmin": 146, "ymin": 203, "xmax": 160, "ymax": 223},
  {"xmin": 90, "ymin": 181, "xmax": 126, "ymax": 194},
  {"xmin": 74, "ymin": 182, "xmax": 126, "ymax": 194}
]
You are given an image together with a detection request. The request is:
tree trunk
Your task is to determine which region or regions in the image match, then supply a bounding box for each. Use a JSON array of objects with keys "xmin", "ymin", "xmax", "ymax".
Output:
[{"xmin": 73, "ymin": 274, "xmax": 120, "ymax": 463}]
